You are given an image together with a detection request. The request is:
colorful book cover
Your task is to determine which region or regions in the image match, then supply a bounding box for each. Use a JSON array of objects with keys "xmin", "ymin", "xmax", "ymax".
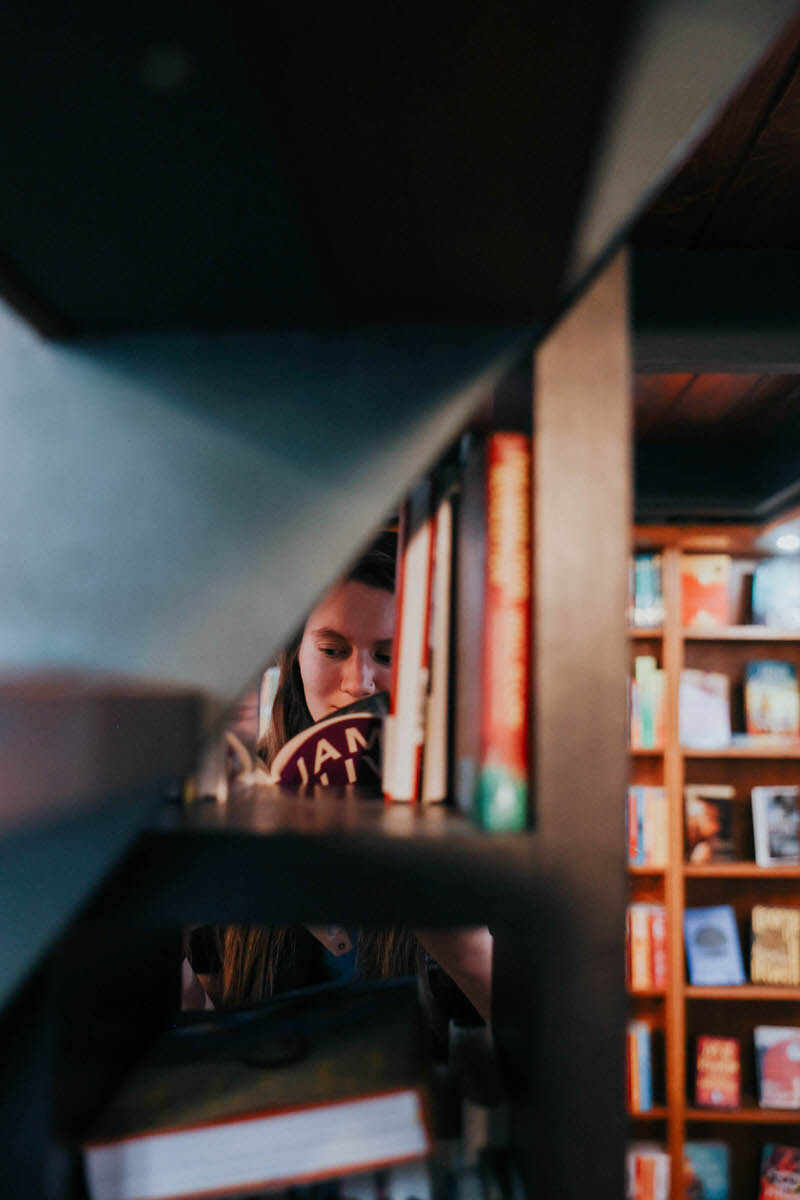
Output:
[
  {"xmin": 745, "ymin": 661, "xmax": 800, "ymax": 737},
  {"xmin": 694, "ymin": 1037, "xmax": 740, "ymax": 1109},
  {"xmin": 752, "ymin": 787, "xmax": 800, "ymax": 866},
  {"xmin": 684, "ymin": 1142, "xmax": 730, "ymax": 1200},
  {"xmin": 751, "ymin": 907, "xmax": 800, "ymax": 987},
  {"xmin": 753, "ymin": 558, "xmax": 800, "ymax": 630},
  {"xmin": 681, "ymin": 555, "xmax": 731, "ymax": 629},
  {"xmin": 684, "ymin": 786, "xmax": 736, "ymax": 863},
  {"xmin": 759, "ymin": 1144, "xmax": 800, "ymax": 1198},
  {"xmin": 755, "ymin": 1028, "xmax": 800, "ymax": 1109},
  {"xmin": 678, "ymin": 670, "xmax": 731, "ymax": 750},
  {"xmin": 683, "ymin": 906, "xmax": 745, "ymax": 987}
]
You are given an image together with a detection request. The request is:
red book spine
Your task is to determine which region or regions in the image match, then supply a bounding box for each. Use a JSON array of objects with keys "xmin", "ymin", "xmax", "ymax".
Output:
[
  {"xmin": 476, "ymin": 432, "xmax": 531, "ymax": 831},
  {"xmin": 649, "ymin": 906, "xmax": 668, "ymax": 990}
]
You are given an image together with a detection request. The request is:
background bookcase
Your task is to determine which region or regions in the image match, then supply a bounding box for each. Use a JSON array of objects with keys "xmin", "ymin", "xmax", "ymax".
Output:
[{"xmin": 629, "ymin": 528, "xmax": 800, "ymax": 1200}]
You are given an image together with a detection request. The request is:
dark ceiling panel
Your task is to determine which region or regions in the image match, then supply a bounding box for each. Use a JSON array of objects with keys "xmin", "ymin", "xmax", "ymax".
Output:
[
  {"xmin": 634, "ymin": 372, "xmax": 694, "ymax": 435},
  {"xmin": 702, "ymin": 61, "xmax": 800, "ymax": 246},
  {"xmin": 633, "ymin": 12, "xmax": 800, "ymax": 248}
]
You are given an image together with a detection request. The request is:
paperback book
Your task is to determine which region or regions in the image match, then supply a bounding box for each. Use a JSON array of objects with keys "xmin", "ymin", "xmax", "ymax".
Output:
[
  {"xmin": 752, "ymin": 787, "xmax": 800, "ymax": 866},
  {"xmin": 750, "ymin": 906, "xmax": 800, "ymax": 987},
  {"xmin": 627, "ymin": 786, "xmax": 668, "ymax": 868},
  {"xmin": 759, "ymin": 1144, "xmax": 800, "ymax": 1198},
  {"xmin": 684, "ymin": 785, "xmax": 736, "ymax": 863},
  {"xmin": 681, "ymin": 555, "xmax": 731, "ymax": 629},
  {"xmin": 683, "ymin": 905, "xmax": 745, "ymax": 987},
  {"xmin": 753, "ymin": 558, "xmax": 800, "ymax": 630},
  {"xmin": 693, "ymin": 1036, "xmax": 740, "ymax": 1109},
  {"xmin": 755, "ymin": 1027, "xmax": 800, "ymax": 1109},
  {"xmin": 678, "ymin": 670, "xmax": 731, "ymax": 750},
  {"xmin": 683, "ymin": 1142, "xmax": 730, "ymax": 1200},
  {"xmin": 745, "ymin": 661, "xmax": 800, "ymax": 737}
]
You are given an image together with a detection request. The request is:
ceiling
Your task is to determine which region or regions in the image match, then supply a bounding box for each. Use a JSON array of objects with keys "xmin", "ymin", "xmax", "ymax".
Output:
[{"xmin": 631, "ymin": 11, "xmax": 800, "ymax": 522}]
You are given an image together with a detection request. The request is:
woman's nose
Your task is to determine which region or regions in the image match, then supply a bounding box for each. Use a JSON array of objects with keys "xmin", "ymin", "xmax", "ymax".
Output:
[{"xmin": 342, "ymin": 651, "xmax": 375, "ymax": 695}]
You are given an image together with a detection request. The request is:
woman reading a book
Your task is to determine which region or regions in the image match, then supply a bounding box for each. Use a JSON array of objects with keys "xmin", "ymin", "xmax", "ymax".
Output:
[{"xmin": 187, "ymin": 533, "xmax": 493, "ymax": 1022}]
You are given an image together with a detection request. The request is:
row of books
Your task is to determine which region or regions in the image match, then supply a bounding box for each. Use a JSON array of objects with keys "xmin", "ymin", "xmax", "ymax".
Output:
[
  {"xmin": 626, "ymin": 1020, "xmax": 662, "ymax": 1113},
  {"xmin": 678, "ymin": 660, "xmax": 800, "ymax": 749},
  {"xmin": 684, "ymin": 904, "xmax": 800, "ymax": 988},
  {"xmin": 626, "ymin": 1024, "xmax": 800, "ymax": 1113},
  {"xmin": 691, "ymin": 1027, "xmax": 800, "ymax": 1111},
  {"xmin": 686, "ymin": 784, "xmax": 799, "ymax": 867},
  {"xmin": 630, "ymin": 655, "xmax": 666, "ymax": 750},
  {"xmin": 627, "ymin": 781, "xmax": 800, "ymax": 868},
  {"xmin": 627, "ymin": 785, "xmax": 669, "ymax": 866},
  {"xmin": 382, "ymin": 428, "xmax": 532, "ymax": 830},
  {"xmin": 628, "ymin": 1142, "xmax": 800, "ymax": 1200},
  {"xmin": 629, "ymin": 551, "xmax": 800, "ymax": 631},
  {"xmin": 255, "ymin": 427, "xmax": 532, "ymax": 830},
  {"xmin": 626, "ymin": 903, "xmax": 668, "ymax": 992}
]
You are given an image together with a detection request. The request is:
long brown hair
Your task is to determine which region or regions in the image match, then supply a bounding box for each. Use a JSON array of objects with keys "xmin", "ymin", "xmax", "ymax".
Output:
[{"xmin": 215, "ymin": 532, "xmax": 421, "ymax": 1008}]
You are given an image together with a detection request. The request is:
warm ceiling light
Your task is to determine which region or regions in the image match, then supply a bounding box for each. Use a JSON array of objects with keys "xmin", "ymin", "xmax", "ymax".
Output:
[{"xmin": 776, "ymin": 534, "xmax": 800, "ymax": 552}]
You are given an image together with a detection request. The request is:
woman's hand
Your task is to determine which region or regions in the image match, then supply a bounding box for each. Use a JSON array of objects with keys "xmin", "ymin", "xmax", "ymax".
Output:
[{"xmin": 413, "ymin": 926, "xmax": 493, "ymax": 1022}]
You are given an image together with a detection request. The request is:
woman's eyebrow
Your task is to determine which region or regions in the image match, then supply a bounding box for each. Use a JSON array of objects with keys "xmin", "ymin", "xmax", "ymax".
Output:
[{"xmin": 311, "ymin": 626, "xmax": 349, "ymax": 641}]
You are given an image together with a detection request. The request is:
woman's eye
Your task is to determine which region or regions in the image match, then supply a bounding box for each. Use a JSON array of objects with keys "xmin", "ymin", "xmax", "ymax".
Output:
[
  {"xmin": 374, "ymin": 651, "xmax": 392, "ymax": 667},
  {"xmin": 319, "ymin": 645, "xmax": 346, "ymax": 659}
]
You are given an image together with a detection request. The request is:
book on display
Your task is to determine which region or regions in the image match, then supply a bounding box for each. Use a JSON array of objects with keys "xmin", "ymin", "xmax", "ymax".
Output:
[
  {"xmin": 752, "ymin": 787, "xmax": 800, "ymax": 866},
  {"xmin": 755, "ymin": 1027, "xmax": 800, "ymax": 1109},
  {"xmin": 683, "ymin": 906, "xmax": 745, "ymax": 987}
]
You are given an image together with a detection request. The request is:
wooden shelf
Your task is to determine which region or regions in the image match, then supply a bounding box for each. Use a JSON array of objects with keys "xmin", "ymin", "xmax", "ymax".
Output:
[
  {"xmin": 683, "ymin": 741, "xmax": 800, "ymax": 758},
  {"xmin": 684, "ymin": 863, "xmax": 800, "ymax": 878},
  {"xmin": 685, "ymin": 985, "xmax": 800, "ymax": 1001},
  {"xmin": 628, "ymin": 987, "xmax": 667, "ymax": 998},
  {"xmin": 630, "ymin": 627, "xmax": 664, "ymax": 639},
  {"xmin": 631, "ymin": 747, "xmax": 665, "ymax": 756},
  {"xmin": 629, "ymin": 1107, "xmax": 668, "ymax": 1120},
  {"xmin": 629, "ymin": 864, "xmax": 667, "ymax": 876},
  {"xmin": 83, "ymin": 786, "xmax": 542, "ymax": 929},
  {"xmin": 685, "ymin": 1107, "xmax": 800, "ymax": 1124},
  {"xmin": 683, "ymin": 626, "xmax": 800, "ymax": 641}
]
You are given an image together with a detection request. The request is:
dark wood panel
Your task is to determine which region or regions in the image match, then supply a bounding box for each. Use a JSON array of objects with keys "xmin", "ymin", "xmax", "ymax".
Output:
[
  {"xmin": 634, "ymin": 12, "xmax": 800, "ymax": 248},
  {"xmin": 635, "ymin": 373, "xmax": 694, "ymax": 435},
  {"xmin": 704, "ymin": 57, "xmax": 800, "ymax": 246}
]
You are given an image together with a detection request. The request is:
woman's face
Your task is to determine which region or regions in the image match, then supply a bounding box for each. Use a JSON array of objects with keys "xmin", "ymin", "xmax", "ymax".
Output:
[{"xmin": 297, "ymin": 580, "xmax": 395, "ymax": 722}]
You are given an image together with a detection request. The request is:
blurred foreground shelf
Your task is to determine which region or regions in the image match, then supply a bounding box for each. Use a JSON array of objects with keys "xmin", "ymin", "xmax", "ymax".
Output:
[{"xmin": 83, "ymin": 785, "xmax": 540, "ymax": 930}]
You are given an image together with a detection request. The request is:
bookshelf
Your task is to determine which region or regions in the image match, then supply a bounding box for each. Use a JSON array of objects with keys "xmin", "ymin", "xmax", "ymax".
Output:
[{"xmin": 630, "ymin": 528, "xmax": 800, "ymax": 1200}]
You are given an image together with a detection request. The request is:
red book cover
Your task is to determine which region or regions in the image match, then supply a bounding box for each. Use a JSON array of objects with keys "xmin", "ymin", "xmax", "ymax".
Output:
[
  {"xmin": 681, "ymin": 555, "xmax": 731, "ymax": 628},
  {"xmin": 694, "ymin": 1036, "xmax": 741, "ymax": 1109},
  {"xmin": 476, "ymin": 432, "xmax": 531, "ymax": 831}
]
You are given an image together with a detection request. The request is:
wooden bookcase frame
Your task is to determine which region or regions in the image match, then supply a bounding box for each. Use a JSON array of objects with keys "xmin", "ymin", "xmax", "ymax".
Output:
[{"xmin": 630, "ymin": 525, "xmax": 800, "ymax": 1200}]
